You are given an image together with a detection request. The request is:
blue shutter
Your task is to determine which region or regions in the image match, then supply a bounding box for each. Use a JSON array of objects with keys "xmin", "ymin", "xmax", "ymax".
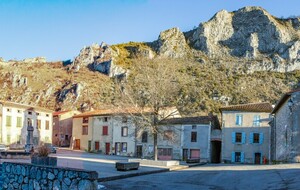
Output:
[
  {"xmin": 259, "ymin": 133, "xmax": 264, "ymax": 144},
  {"xmin": 232, "ymin": 132, "xmax": 236, "ymax": 144},
  {"xmin": 231, "ymin": 152, "xmax": 235, "ymax": 163},
  {"xmin": 241, "ymin": 115, "xmax": 243, "ymax": 125},
  {"xmin": 235, "ymin": 115, "xmax": 239, "ymax": 125},
  {"xmin": 250, "ymin": 133, "xmax": 253, "ymax": 144},
  {"xmin": 241, "ymin": 152, "xmax": 245, "ymax": 163},
  {"xmin": 242, "ymin": 132, "xmax": 246, "ymax": 144}
]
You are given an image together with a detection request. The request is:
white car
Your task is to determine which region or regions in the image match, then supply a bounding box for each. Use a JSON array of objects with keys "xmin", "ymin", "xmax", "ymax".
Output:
[{"xmin": 0, "ymin": 144, "xmax": 8, "ymax": 152}]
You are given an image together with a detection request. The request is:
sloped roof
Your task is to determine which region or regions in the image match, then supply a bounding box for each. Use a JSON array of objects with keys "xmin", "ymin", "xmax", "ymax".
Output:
[
  {"xmin": 159, "ymin": 115, "xmax": 221, "ymax": 130},
  {"xmin": 53, "ymin": 110, "xmax": 71, "ymax": 116},
  {"xmin": 73, "ymin": 107, "xmax": 154, "ymax": 118},
  {"xmin": 271, "ymin": 88, "xmax": 300, "ymax": 114},
  {"xmin": 0, "ymin": 100, "xmax": 53, "ymax": 113},
  {"xmin": 220, "ymin": 102, "xmax": 273, "ymax": 113}
]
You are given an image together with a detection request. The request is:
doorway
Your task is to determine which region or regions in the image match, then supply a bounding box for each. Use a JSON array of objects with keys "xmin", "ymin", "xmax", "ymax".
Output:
[
  {"xmin": 136, "ymin": 145, "xmax": 143, "ymax": 158},
  {"xmin": 95, "ymin": 141, "xmax": 99, "ymax": 151},
  {"xmin": 74, "ymin": 139, "xmax": 80, "ymax": 149},
  {"xmin": 105, "ymin": 143, "xmax": 110, "ymax": 155},
  {"xmin": 88, "ymin": 141, "xmax": 91, "ymax": 152},
  {"xmin": 182, "ymin": 149, "xmax": 188, "ymax": 161},
  {"xmin": 255, "ymin": 153, "xmax": 261, "ymax": 164},
  {"xmin": 211, "ymin": 141, "xmax": 221, "ymax": 163}
]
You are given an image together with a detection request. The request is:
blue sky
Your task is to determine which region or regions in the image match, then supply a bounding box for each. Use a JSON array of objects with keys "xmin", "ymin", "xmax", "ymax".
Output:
[{"xmin": 0, "ymin": 0, "xmax": 299, "ymax": 61}]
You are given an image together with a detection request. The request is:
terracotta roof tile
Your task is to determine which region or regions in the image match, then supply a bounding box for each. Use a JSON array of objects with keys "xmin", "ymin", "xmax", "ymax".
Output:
[
  {"xmin": 220, "ymin": 102, "xmax": 272, "ymax": 113},
  {"xmin": 53, "ymin": 110, "xmax": 70, "ymax": 116}
]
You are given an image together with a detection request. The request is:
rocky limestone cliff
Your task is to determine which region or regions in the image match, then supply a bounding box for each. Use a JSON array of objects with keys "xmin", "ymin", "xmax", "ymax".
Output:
[{"xmin": 72, "ymin": 42, "xmax": 126, "ymax": 77}]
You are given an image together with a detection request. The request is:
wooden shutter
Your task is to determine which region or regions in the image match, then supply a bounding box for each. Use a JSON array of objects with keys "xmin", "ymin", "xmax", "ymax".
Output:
[
  {"xmin": 231, "ymin": 152, "xmax": 235, "ymax": 163},
  {"xmin": 250, "ymin": 132, "xmax": 253, "ymax": 144},
  {"xmin": 241, "ymin": 152, "xmax": 245, "ymax": 163},
  {"xmin": 242, "ymin": 132, "xmax": 246, "ymax": 144},
  {"xmin": 232, "ymin": 132, "xmax": 236, "ymax": 144},
  {"xmin": 259, "ymin": 133, "xmax": 264, "ymax": 144}
]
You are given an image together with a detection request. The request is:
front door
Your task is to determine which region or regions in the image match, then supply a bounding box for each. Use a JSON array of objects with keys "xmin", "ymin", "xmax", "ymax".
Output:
[
  {"xmin": 105, "ymin": 143, "xmax": 110, "ymax": 155},
  {"xmin": 255, "ymin": 153, "xmax": 261, "ymax": 164},
  {"xmin": 182, "ymin": 149, "xmax": 188, "ymax": 161},
  {"xmin": 74, "ymin": 139, "xmax": 80, "ymax": 149},
  {"xmin": 136, "ymin": 145, "xmax": 143, "ymax": 158},
  {"xmin": 95, "ymin": 141, "xmax": 99, "ymax": 151}
]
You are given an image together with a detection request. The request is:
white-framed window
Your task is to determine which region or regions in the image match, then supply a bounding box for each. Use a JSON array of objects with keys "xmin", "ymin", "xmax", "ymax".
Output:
[
  {"xmin": 253, "ymin": 115, "xmax": 261, "ymax": 126},
  {"xmin": 236, "ymin": 114, "xmax": 243, "ymax": 126},
  {"xmin": 121, "ymin": 127, "xmax": 128, "ymax": 137}
]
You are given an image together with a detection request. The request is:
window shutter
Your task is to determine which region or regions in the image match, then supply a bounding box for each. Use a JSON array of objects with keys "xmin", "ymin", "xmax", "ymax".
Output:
[
  {"xmin": 259, "ymin": 133, "xmax": 264, "ymax": 144},
  {"xmin": 250, "ymin": 133, "xmax": 253, "ymax": 144},
  {"xmin": 235, "ymin": 115, "xmax": 239, "ymax": 125},
  {"xmin": 241, "ymin": 152, "xmax": 245, "ymax": 163},
  {"xmin": 232, "ymin": 132, "xmax": 236, "ymax": 144},
  {"xmin": 231, "ymin": 152, "xmax": 235, "ymax": 163},
  {"xmin": 242, "ymin": 132, "xmax": 246, "ymax": 144}
]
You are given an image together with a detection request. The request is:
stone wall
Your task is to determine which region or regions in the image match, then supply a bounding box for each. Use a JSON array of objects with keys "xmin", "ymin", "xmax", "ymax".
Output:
[{"xmin": 2, "ymin": 162, "xmax": 98, "ymax": 190}]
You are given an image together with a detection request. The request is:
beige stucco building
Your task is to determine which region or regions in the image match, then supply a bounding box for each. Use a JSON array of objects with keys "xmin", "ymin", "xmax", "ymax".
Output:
[
  {"xmin": 52, "ymin": 110, "xmax": 81, "ymax": 147},
  {"xmin": 0, "ymin": 101, "xmax": 53, "ymax": 149},
  {"xmin": 220, "ymin": 103, "xmax": 272, "ymax": 164}
]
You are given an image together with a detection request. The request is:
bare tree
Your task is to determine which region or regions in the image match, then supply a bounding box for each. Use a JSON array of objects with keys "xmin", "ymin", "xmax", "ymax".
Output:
[{"xmin": 115, "ymin": 57, "xmax": 187, "ymax": 160}]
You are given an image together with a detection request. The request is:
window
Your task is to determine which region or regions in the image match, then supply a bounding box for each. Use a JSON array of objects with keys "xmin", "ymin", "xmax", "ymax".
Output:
[
  {"xmin": 236, "ymin": 114, "xmax": 243, "ymax": 126},
  {"xmin": 28, "ymin": 111, "xmax": 32, "ymax": 115},
  {"xmin": 121, "ymin": 127, "xmax": 128, "ymax": 137},
  {"xmin": 253, "ymin": 133, "xmax": 260, "ymax": 143},
  {"xmin": 142, "ymin": 132, "xmax": 148, "ymax": 143},
  {"xmin": 17, "ymin": 110, "xmax": 21, "ymax": 113},
  {"xmin": 46, "ymin": 114, "xmax": 49, "ymax": 117},
  {"xmin": 158, "ymin": 148, "xmax": 172, "ymax": 156},
  {"xmin": 122, "ymin": 117, "xmax": 127, "ymax": 123},
  {"xmin": 36, "ymin": 112, "xmax": 40, "ymax": 116},
  {"xmin": 82, "ymin": 126, "xmax": 88, "ymax": 135},
  {"xmin": 250, "ymin": 132, "xmax": 264, "ymax": 144},
  {"xmin": 232, "ymin": 132, "xmax": 246, "ymax": 144},
  {"xmin": 7, "ymin": 135, "xmax": 11, "ymax": 144},
  {"xmin": 6, "ymin": 108, "xmax": 11, "ymax": 112},
  {"xmin": 6, "ymin": 116, "xmax": 11, "ymax": 127},
  {"xmin": 45, "ymin": 121, "xmax": 50, "ymax": 130},
  {"xmin": 104, "ymin": 117, "xmax": 108, "ymax": 122},
  {"xmin": 121, "ymin": 142, "xmax": 127, "ymax": 152},
  {"xmin": 191, "ymin": 132, "xmax": 197, "ymax": 142},
  {"xmin": 83, "ymin": 117, "xmax": 89, "ymax": 123},
  {"xmin": 235, "ymin": 132, "xmax": 242, "ymax": 143},
  {"xmin": 253, "ymin": 115, "xmax": 260, "ymax": 126},
  {"xmin": 192, "ymin": 125, "xmax": 197, "ymax": 129},
  {"xmin": 16, "ymin": 117, "xmax": 22, "ymax": 128},
  {"xmin": 37, "ymin": 119, "xmax": 41, "ymax": 129},
  {"xmin": 163, "ymin": 130, "xmax": 173, "ymax": 140},
  {"xmin": 102, "ymin": 126, "xmax": 108, "ymax": 135},
  {"xmin": 232, "ymin": 152, "xmax": 245, "ymax": 163}
]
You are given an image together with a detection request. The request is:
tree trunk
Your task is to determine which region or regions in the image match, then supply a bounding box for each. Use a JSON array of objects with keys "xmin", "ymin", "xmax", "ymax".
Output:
[{"xmin": 154, "ymin": 132, "xmax": 158, "ymax": 161}]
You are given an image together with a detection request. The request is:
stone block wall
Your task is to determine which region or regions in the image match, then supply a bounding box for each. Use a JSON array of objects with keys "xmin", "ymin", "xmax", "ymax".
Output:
[{"xmin": 2, "ymin": 162, "xmax": 98, "ymax": 190}]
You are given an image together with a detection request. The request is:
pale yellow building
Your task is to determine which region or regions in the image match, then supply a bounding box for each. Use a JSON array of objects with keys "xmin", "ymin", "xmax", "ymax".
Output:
[{"xmin": 0, "ymin": 101, "xmax": 53, "ymax": 149}]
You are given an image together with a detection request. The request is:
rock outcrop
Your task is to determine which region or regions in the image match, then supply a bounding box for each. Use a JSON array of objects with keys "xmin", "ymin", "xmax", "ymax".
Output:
[
  {"xmin": 73, "ymin": 43, "xmax": 126, "ymax": 77},
  {"xmin": 153, "ymin": 27, "xmax": 190, "ymax": 58},
  {"xmin": 186, "ymin": 6, "xmax": 300, "ymax": 70}
]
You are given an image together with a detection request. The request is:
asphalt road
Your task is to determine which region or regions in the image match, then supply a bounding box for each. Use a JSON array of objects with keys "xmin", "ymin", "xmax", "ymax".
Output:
[{"xmin": 100, "ymin": 164, "xmax": 300, "ymax": 190}]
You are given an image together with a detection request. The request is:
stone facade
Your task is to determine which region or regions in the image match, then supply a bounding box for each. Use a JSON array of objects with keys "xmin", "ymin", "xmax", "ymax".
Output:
[
  {"xmin": 1, "ymin": 162, "xmax": 98, "ymax": 190},
  {"xmin": 272, "ymin": 89, "xmax": 300, "ymax": 162}
]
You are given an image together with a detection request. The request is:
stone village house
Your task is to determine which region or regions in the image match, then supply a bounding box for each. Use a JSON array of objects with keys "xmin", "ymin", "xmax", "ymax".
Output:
[
  {"xmin": 271, "ymin": 88, "xmax": 300, "ymax": 162},
  {"xmin": 71, "ymin": 107, "xmax": 180, "ymax": 156},
  {"xmin": 220, "ymin": 103, "xmax": 273, "ymax": 164},
  {"xmin": 0, "ymin": 101, "xmax": 53, "ymax": 149},
  {"xmin": 52, "ymin": 110, "xmax": 81, "ymax": 147},
  {"xmin": 135, "ymin": 115, "xmax": 221, "ymax": 163}
]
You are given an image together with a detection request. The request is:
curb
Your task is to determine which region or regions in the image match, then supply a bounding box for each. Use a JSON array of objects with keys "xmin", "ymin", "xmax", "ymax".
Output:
[
  {"xmin": 98, "ymin": 162, "xmax": 207, "ymax": 182},
  {"xmin": 97, "ymin": 168, "xmax": 169, "ymax": 182}
]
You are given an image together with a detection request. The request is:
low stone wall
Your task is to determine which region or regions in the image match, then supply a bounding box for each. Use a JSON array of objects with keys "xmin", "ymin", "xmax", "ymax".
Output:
[
  {"xmin": 128, "ymin": 159, "xmax": 179, "ymax": 167},
  {"xmin": 0, "ymin": 152, "xmax": 31, "ymax": 159},
  {"xmin": 2, "ymin": 162, "xmax": 98, "ymax": 190}
]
